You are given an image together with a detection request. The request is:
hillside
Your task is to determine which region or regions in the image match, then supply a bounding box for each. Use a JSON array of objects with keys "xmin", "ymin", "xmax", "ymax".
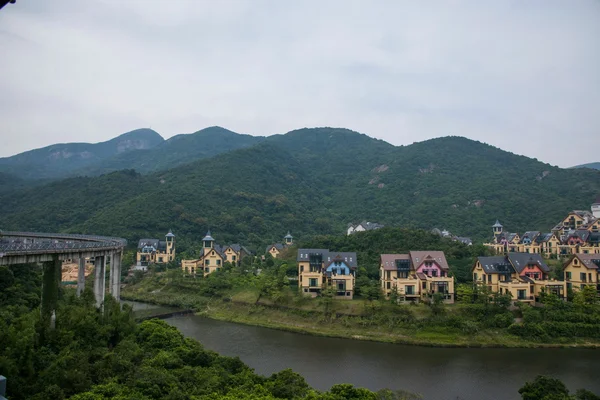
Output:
[
  {"xmin": 572, "ymin": 162, "xmax": 600, "ymax": 171},
  {"xmin": 0, "ymin": 128, "xmax": 164, "ymax": 180},
  {"xmin": 1, "ymin": 128, "xmax": 599, "ymax": 251}
]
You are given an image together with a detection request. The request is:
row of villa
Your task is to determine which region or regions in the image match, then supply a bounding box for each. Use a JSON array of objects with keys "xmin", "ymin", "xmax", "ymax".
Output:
[
  {"xmin": 485, "ymin": 200, "xmax": 600, "ymax": 257},
  {"xmin": 136, "ymin": 224, "xmax": 599, "ymax": 303}
]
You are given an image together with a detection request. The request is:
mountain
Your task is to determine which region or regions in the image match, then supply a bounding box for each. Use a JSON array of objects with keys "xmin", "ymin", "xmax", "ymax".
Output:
[
  {"xmin": 1, "ymin": 128, "xmax": 599, "ymax": 251},
  {"xmin": 0, "ymin": 128, "xmax": 164, "ymax": 180},
  {"xmin": 572, "ymin": 162, "xmax": 600, "ymax": 171},
  {"xmin": 80, "ymin": 126, "xmax": 264, "ymax": 176}
]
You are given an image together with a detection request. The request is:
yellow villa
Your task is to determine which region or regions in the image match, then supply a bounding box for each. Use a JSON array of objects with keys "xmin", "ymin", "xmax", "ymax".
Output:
[
  {"xmin": 136, "ymin": 230, "xmax": 176, "ymax": 267},
  {"xmin": 472, "ymin": 253, "xmax": 566, "ymax": 303},
  {"xmin": 265, "ymin": 232, "xmax": 294, "ymax": 259},
  {"xmin": 297, "ymin": 248, "xmax": 356, "ymax": 299},
  {"xmin": 380, "ymin": 251, "xmax": 455, "ymax": 304},
  {"xmin": 181, "ymin": 231, "xmax": 251, "ymax": 276},
  {"xmin": 562, "ymin": 254, "xmax": 600, "ymax": 293}
]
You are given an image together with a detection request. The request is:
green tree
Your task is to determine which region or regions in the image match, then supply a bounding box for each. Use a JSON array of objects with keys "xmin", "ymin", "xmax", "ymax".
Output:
[{"xmin": 518, "ymin": 375, "xmax": 570, "ymax": 400}]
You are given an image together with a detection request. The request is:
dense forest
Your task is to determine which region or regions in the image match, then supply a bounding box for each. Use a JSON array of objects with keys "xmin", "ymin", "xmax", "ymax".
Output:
[
  {"xmin": 1, "ymin": 128, "xmax": 599, "ymax": 252},
  {"xmin": 0, "ymin": 263, "xmax": 419, "ymax": 400}
]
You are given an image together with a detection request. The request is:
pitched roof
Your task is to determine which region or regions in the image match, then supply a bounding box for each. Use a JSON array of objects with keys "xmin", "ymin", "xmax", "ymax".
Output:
[
  {"xmin": 266, "ymin": 243, "xmax": 284, "ymax": 252},
  {"xmin": 409, "ymin": 251, "xmax": 449, "ymax": 270},
  {"xmin": 284, "ymin": 232, "xmax": 293, "ymax": 239},
  {"xmin": 572, "ymin": 254, "xmax": 600, "ymax": 270},
  {"xmin": 380, "ymin": 254, "xmax": 410, "ymax": 270},
  {"xmin": 508, "ymin": 253, "xmax": 549, "ymax": 273},
  {"xmin": 166, "ymin": 229, "xmax": 175, "ymax": 238},
  {"xmin": 567, "ymin": 230, "xmax": 591, "ymax": 242},
  {"xmin": 138, "ymin": 238, "xmax": 159, "ymax": 249},
  {"xmin": 520, "ymin": 231, "xmax": 540, "ymax": 243},
  {"xmin": 506, "ymin": 233, "xmax": 519, "ymax": 242},
  {"xmin": 475, "ymin": 256, "xmax": 515, "ymax": 274},
  {"xmin": 492, "ymin": 220, "xmax": 503, "ymax": 228},
  {"xmin": 535, "ymin": 233, "xmax": 554, "ymax": 243},
  {"xmin": 297, "ymin": 249, "xmax": 358, "ymax": 268},
  {"xmin": 454, "ymin": 236, "xmax": 472, "ymax": 245}
]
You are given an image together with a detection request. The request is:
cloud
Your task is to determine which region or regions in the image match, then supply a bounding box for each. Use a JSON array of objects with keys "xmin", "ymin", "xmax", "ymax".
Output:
[{"xmin": 0, "ymin": 0, "xmax": 598, "ymax": 167}]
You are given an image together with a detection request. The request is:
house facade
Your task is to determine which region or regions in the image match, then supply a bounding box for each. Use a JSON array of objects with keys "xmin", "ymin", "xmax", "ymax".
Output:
[
  {"xmin": 297, "ymin": 249, "xmax": 357, "ymax": 299},
  {"xmin": 562, "ymin": 254, "xmax": 600, "ymax": 293},
  {"xmin": 380, "ymin": 251, "xmax": 455, "ymax": 303},
  {"xmin": 472, "ymin": 253, "xmax": 566, "ymax": 302},
  {"xmin": 136, "ymin": 230, "xmax": 176, "ymax": 266},
  {"xmin": 181, "ymin": 231, "xmax": 250, "ymax": 276}
]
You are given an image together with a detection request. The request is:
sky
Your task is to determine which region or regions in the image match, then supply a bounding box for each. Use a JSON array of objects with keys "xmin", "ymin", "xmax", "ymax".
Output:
[{"xmin": 1, "ymin": 1, "xmax": 599, "ymax": 167}]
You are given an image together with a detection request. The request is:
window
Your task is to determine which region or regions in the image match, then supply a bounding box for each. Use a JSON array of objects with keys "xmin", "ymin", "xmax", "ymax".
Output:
[
  {"xmin": 386, "ymin": 282, "xmax": 391, "ymax": 289},
  {"xmin": 474, "ymin": 273, "xmax": 478, "ymax": 281},
  {"xmin": 386, "ymin": 271, "xmax": 391, "ymax": 280},
  {"xmin": 425, "ymin": 261, "xmax": 433, "ymax": 267},
  {"xmin": 158, "ymin": 257, "xmax": 163, "ymax": 263},
  {"xmin": 216, "ymin": 259, "xmax": 221, "ymax": 266},
  {"xmin": 337, "ymin": 282, "xmax": 345, "ymax": 291},
  {"xmin": 422, "ymin": 282, "xmax": 426, "ymax": 290},
  {"xmin": 309, "ymin": 278, "xmax": 318, "ymax": 287},
  {"xmin": 565, "ymin": 271, "xmax": 572, "ymax": 280},
  {"xmin": 517, "ymin": 290, "xmax": 526, "ymax": 300},
  {"xmin": 406, "ymin": 285, "xmax": 414, "ymax": 295},
  {"xmin": 205, "ymin": 267, "xmax": 209, "ymax": 272},
  {"xmin": 432, "ymin": 270, "xmax": 438, "ymax": 277},
  {"xmin": 398, "ymin": 271, "xmax": 408, "ymax": 279},
  {"xmin": 581, "ymin": 272, "xmax": 587, "ymax": 282},
  {"xmin": 300, "ymin": 265, "xmax": 304, "ymax": 272},
  {"xmin": 232, "ymin": 255, "xmax": 236, "ymax": 261},
  {"xmin": 487, "ymin": 275, "xmax": 492, "ymax": 283},
  {"xmin": 205, "ymin": 260, "xmax": 209, "ymax": 266}
]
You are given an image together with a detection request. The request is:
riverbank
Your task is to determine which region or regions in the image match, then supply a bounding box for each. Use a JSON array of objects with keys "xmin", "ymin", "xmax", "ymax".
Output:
[
  {"xmin": 120, "ymin": 291, "xmax": 600, "ymax": 349},
  {"xmin": 120, "ymin": 269, "xmax": 600, "ymax": 349}
]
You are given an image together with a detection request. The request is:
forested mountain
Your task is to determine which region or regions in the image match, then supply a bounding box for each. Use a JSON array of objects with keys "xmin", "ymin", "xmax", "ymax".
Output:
[
  {"xmin": 572, "ymin": 162, "xmax": 600, "ymax": 171},
  {"xmin": 1, "ymin": 127, "xmax": 599, "ymax": 251},
  {"xmin": 81, "ymin": 126, "xmax": 264, "ymax": 176},
  {"xmin": 0, "ymin": 128, "xmax": 164, "ymax": 180}
]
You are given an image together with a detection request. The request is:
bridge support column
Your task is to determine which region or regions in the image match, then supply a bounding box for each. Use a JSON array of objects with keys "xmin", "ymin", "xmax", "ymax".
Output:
[
  {"xmin": 41, "ymin": 257, "xmax": 61, "ymax": 328},
  {"xmin": 109, "ymin": 251, "xmax": 121, "ymax": 300},
  {"xmin": 77, "ymin": 258, "xmax": 86, "ymax": 296},
  {"xmin": 93, "ymin": 255, "xmax": 106, "ymax": 308}
]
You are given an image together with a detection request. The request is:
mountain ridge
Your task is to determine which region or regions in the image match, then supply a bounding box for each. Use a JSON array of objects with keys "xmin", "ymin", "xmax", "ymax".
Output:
[
  {"xmin": 0, "ymin": 128, "xmax": 164, "ymax": 180},
  {"xmin": 1, "ymin": 128, "xmax": 598, "ymax": 251}
]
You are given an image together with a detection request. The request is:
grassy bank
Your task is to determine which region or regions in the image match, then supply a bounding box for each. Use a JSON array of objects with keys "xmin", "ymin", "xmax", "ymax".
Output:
[{"xmin": 121, "ymin": 270, "xmax": 600, "ymax": 349}]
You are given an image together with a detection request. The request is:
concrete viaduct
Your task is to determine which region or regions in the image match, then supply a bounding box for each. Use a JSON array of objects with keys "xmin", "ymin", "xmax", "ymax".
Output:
[{"xmin": 0, "ymin": 231, "xmax": 127, "ymax": 320}]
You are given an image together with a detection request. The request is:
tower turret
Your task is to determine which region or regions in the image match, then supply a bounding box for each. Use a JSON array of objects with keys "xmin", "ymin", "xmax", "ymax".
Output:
[
  {"xmin": 492, "ymin": 220, "xmax": 503, "ymax": 235},
  {"xmin": 165, "ymin": 229, "xmax": 176, "ymax": 261},
  {"xmin": 284, "ymin": 231, "xmax": 293, "ymax": 245},
  {"xmin": 202, "ymin": 230, "xmax": 215, "ymax": 256}
]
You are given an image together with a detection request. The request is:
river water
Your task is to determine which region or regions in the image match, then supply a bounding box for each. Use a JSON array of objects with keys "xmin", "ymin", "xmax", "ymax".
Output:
[{"xmin": 124, "ymin": 301, "xmax": 600, "ymax": 400}]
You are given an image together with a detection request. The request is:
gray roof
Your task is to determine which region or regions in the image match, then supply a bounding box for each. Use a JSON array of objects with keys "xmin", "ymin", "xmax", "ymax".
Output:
[
  {"xmin": 138, "ymin": 238, "xmax": 159, "ymax": 249},
  {"xmin": 476, "ymin": 256, "xmax": 515, "ymax": 274},
  {"xmin": 535, "ymin": 233, "xmax": 554, "ymax": 243},
  {"xmin": 166, "ymin": 229, "xmax": 175, "ymax": 238},
  {"xmin": 492, "ymin": 220, "xmax": 503, "ymax": 228},
  {"xmin": 284, "ymin": 232, "xmax": 293, "ymax": 239},
  {"xmin": 520, "ymin": 231, "xmax": 540, "ymax": 243},
  {"xmin": 297, "ymin": 248, "xmax": 358, "ymax": 269},
  {"xmin": 202, "ymin": 231, "xmax": 215, "ymax": 242},
  {"xmin": 508, "ymin": 253, "xmax": 549, "ymax": 273},
  {"xmin": 266, "ymin": 243, "xmax": 284, "ymax": 252}
]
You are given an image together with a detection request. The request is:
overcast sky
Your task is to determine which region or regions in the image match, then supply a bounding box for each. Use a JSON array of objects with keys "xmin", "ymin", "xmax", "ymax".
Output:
[{"xmin": 1, "ymin": 1, "xmax": 599, "ymax": 167}]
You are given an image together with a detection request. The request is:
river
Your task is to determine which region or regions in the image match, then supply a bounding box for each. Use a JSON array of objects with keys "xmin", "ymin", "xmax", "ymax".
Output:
[{"xmin": 124, "ymin": 301, "xmax": 600, "ymax": 400}]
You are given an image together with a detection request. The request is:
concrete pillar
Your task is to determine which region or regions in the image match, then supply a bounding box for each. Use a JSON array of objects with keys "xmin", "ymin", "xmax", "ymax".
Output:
[
  {"xmin": 110, "ymin": 251, "xmax": 122, "ymax": 300},
  {"xmin": 41, "ymin": 257, "xmax": 61, "ymax": 328},
  {"xmin": 77, "ymin": 258, "xmax": 86, "ymax": 296},
  {"xmin": 93, "ymin": 255, "xmax": 106, "ymax": 308}
]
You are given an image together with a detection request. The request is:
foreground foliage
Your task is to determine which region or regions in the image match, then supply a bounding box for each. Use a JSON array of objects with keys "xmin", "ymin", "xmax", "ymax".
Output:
[{"xmin": 0, "ymin": 264, "xmax": 421, "ymax": 400}]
